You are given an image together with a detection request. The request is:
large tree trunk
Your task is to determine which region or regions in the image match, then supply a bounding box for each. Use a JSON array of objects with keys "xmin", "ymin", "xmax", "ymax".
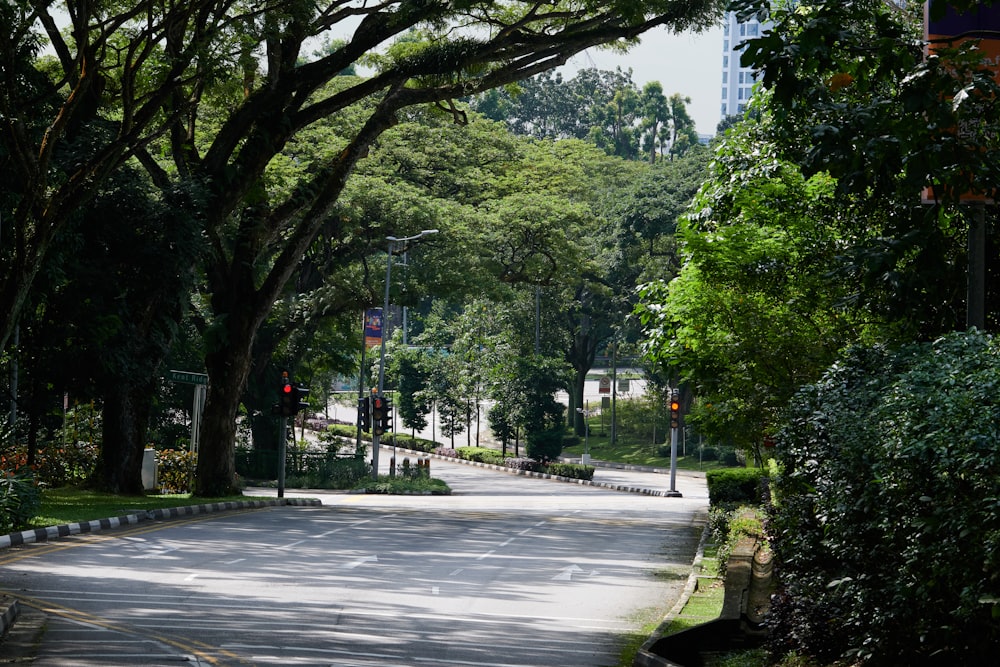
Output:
[
  {"xmin": 196, "ymin": 317, "xmax": 256, "ymax": 496},
  {"xmin": 92, "ymin": 379, "xmax": 154, "ymax": 495}
]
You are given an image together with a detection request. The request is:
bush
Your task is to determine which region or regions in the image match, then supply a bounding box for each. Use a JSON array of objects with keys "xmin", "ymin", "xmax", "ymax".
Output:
[
  {"xmin": 504, "ymin": 457, "xmax": 541, "ymax": 472},
  {"xmin": 526, "ymin": 427, "xmax": 564, "ymax": 462},
  {"xmin": 285, "ymin": 457, "xmax": 369, "ymax": 489},
  {"xmin": 0, "ymin": 469, "xmax": 40, "ymax": 534},
  {"xmin": 706, "ymin": 467, "xmax": 767, "ymax": 506},
  {"xmin": 545, "ymin": 463, "xmax": 595, "ymax": 481},
  {"xmin": 710, "ymin": 504, "xmax": 766, "ymax": 577},
  {"xmin": 770, "ymin": 332, "xmax": 1000, "ymax": 665},
  {"xmin": 699, "ymin": 446, "xmax": 720, "ymax": 461},
  {"xmin": 456, "ymin": 447, "xmax": 505, "ymax": 465},
  {"xmin": 356, "ymin": 474, "xmax": 450, "ymax": 495},
  {"xmin": 385, "ymin": 433, "xmax": 437, "ymax": 453},
  {"xmin": 157, "ymin": 449, "xmax": 197, "ymax": 493}
]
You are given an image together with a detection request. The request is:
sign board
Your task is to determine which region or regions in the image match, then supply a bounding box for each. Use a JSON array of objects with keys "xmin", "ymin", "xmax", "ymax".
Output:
[
  {"xmin": 601, "ymin": 396, "xmax": 611, "ymax": 410},
  {"xmin": 598, "ymin": 375, "xmax": 611, "ymax": 394},
  {"xmin": 923, "ymin": 1, "xmax": 1000, "ymax": 203},
  {"xmin": 618, "ymin": 378, "xmax": 630, "ymax": 392},
  {"xmin": 168, "ymin": 370, "xmax": 208, "ymax": 385},
  {"xmin": 364, "ymin": 308, "xmax": 383, "ymax": 348}
]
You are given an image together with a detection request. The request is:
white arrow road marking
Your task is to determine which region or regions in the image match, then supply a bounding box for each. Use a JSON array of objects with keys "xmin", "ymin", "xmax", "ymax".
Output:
[
  {"xmin": 341, "ymin": 554, "xmax": 378, "ymax": 569},
  {"xmin": 553, "ymin": 564, "xmax": 583, "ymax": 581}
]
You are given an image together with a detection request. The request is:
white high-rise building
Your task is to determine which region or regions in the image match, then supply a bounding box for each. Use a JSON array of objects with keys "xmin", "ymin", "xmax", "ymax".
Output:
[
  {"xmin": 720, "ymin": 12, "xmax": 767, "ymax": 119},
  {"xmin": 720, "ymin": 2, "xmax": 907, "ymax": 120}
]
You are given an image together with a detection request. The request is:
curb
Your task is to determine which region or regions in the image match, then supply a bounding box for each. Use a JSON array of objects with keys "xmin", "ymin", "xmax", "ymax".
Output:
[
  {"xmin": 382, "ymin": 445, "xmax": 688, "ymax": 497},
  {"xmin": 635, "ymin": 522, "xmax": 712, "ymax": 666},
  {"xmin": 0, "ymin": 597, "xmax": 18, "ymax": 639},
  {"xmin": 0, "ymin": 497, "xmax": 321, "ymax": 551}
]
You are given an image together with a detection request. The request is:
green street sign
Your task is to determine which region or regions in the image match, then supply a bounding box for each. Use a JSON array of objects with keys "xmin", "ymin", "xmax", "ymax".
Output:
[{"xmin": 168, "ymin": 370, "xmax": 208, "ymax": 385}]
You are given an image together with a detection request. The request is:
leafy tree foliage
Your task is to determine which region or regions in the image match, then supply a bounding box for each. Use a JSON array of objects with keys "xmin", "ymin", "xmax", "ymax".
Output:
[
  {"xmin": 637, "ymin": 112, "xmax": 858, "ymax": 458},
  {"xmin": 472, "ymin": 67, "xmax": 702, "ymax": 160},
  {"xmin": 734, "ymin": 0, "xmax": 1000, "ymax": 335},
  {"xmin": 771, "ymin": 332, "xmax": 1000, "ymax": 665},
  {"xmin": 0, "ymin": 0, "xmax": 725, "ymax": 495}
]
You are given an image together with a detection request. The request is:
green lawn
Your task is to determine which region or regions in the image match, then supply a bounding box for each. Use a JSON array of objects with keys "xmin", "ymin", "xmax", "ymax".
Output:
[
  {"xmin": 32, "ymin": 487, "xmax": 248, "ymax": 528},
  {"xmin": 561, "ymin": 427, "xmax": 728, "ymax": 471}
]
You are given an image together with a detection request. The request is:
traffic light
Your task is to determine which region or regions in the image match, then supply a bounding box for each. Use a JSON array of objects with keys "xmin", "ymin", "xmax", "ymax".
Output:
[
  {"xmin": 358, "ymin": 396, "xmax": 371, "ymax": 432},
  {"xmin": 382, "ymin": 396, "xmax": 393, "ymax": 433},
  {"xmin": 279, "ymin": 371, "xmax": 295, "ymax": 417},
  {"xmin": 372, "ymin": 394, "xmax": 386, "ymax": 436},
  {"xmin": 669, "ymin": 390, "xmax": 681, "ymax": 429},
  {"xmin": 295, "ymin": 385, "xmax": 310, "ymax": 415}
]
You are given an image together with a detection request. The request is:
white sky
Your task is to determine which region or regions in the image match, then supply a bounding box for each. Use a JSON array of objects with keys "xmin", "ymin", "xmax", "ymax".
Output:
[{"xmin": 559, "ymin": 25, "xmax": 726, "ymax": 136}]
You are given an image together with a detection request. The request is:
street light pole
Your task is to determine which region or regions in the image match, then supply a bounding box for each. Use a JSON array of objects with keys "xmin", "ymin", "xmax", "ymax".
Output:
[
  {"xmin": 576, "ymin": 401, "xmax": 591, "ymax": 465},
  {"xmin": 371, "ymin": 229, "xmax": 438, "ymax": 479}
]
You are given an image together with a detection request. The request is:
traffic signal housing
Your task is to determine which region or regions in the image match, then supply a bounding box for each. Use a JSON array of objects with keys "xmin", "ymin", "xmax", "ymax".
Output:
[
  {"xmin": 279, "ymin": 371, "xmax": 295, "ymax": 417},
  {"xmin": 295, "ymin": 385, "xmax": 310, "ymax": 415},
  {"xmin": 358, "ymin": 396, "xmax": 371, "ymax": 432},
  {"xmin": 669, "ymin": 390, "xmax": 681, "ymax": 429},
  {"xmin": 372, "ymin": 394, "xmax": 386, "ymax": 436},
  {"xmin": 382, "ymin": 396, "xmax": 392, "ymax": 433}
]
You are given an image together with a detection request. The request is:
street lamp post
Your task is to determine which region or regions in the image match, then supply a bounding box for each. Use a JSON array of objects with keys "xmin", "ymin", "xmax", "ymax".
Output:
[
  {"xmin": 371, "ymin": 229, "xmax": 439, "ymax": 479},
  {"xmin": 576, "ymin": 401, "xmax": 591, "ymax": 465}
]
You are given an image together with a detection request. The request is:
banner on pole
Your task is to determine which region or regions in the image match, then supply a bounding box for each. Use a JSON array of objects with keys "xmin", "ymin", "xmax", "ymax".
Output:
[
  {"xmin": 923, "ymin": 1, "xmax": 1000, "ymax": 203},
  {"xmin": 364, "ymin": 308, "xmax": 383, "ymax": 348}
]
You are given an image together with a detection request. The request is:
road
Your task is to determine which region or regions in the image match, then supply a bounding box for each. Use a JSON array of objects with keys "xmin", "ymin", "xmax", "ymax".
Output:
[{"xmin": 1, "ymin": 458, "xmax": 707, "ymax": 666}]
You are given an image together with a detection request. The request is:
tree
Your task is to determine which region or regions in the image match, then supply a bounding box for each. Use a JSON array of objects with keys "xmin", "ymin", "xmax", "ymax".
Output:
[
  {"xmin": 636, "ymin": 112, "xmax": 859, "ymax": 458},
  {"xmin": 1, "ymin": 1, "xmax": 726, "ymax": 495},
  {"xmin": 733, "ymin": 0, "xmax": 1000, "ymax": 336}
]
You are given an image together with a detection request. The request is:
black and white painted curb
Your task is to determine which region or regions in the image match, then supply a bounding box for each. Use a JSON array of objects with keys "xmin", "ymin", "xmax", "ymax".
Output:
[
  {"xmin": 0, "ymin": 497, "xmax": 321, "ymax": 551},
  {"xmin": 383, "ymin": 444, "xmax": 700, "ymax": 497}
]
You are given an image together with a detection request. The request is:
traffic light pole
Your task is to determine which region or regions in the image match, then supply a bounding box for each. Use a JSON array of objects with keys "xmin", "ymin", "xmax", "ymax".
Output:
[
  {"xmin": 666, "ymin": 389, "xmax": 682, "ymax": 498},
  {"xmin": 278, "ymin": 416, "xmax": 287, "ymax": 498}
]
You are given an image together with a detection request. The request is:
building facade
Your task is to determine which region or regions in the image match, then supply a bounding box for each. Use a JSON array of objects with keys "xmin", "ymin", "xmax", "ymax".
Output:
[{"xmin": 720, "ymin": 11, "xmax": 766, "ymax": 119}]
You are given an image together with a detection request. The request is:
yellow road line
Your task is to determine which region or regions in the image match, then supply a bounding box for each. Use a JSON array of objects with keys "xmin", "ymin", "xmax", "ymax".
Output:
[{"xmin": 15, "ymin": 593, "xmax": 250, "ymax": 665}]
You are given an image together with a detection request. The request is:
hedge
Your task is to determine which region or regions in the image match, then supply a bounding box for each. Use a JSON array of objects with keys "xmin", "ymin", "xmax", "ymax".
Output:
[
  {"xmin": 705, "ymin": 467, "xmax": 767, "ymax": 506},
  {"xmin": 769, "ymin": 332, "xmax": 1000, "ymax": 665}
]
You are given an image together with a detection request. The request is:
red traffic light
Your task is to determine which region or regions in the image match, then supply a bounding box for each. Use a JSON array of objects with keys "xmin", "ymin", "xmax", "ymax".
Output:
[{"xmin": 283, "ymin": 384, "xmax": 293, "ymax": 393}]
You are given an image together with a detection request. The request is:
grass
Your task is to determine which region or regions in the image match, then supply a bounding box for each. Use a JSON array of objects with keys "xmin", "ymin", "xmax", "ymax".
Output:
[
  {"xmin": 664, "ymin": 543, "xmax": 726, "ymax": 633},
  {"xmin": 561, "ymin": 425, "xmax": 730, "ymax": 471},
  {"xmin": 32, "ymin": 487, "xmax": 249, "ymax": 528}
]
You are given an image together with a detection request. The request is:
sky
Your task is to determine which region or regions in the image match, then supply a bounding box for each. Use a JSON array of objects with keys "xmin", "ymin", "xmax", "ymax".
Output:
[{"xmin": 558, "ymin": 25, "xmax": 726, "ymax": 137}]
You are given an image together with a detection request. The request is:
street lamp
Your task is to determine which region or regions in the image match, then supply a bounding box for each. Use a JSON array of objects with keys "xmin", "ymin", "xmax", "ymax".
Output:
[
  {"xmin": 576, "ymin": 401, "xmax": 591, "ymax": 465},
  {"xmin": 372, "ymin": 229, "xmax": 439, "ymax": 478}
]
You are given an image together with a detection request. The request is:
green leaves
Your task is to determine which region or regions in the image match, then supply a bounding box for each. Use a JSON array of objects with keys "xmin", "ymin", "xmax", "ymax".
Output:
[{"xmin": 772, "ymin": 331, "xmax": 1000, "ymax": 664}]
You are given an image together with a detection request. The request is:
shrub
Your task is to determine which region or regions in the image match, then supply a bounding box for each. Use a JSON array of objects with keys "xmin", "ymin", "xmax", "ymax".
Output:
[
  {"xmin": 545, "ymin": 463, "xmax": 595, "ymax": 481},
  {"xmin": 34, "ymin": 440, "xmax": 100, "ymax": 487},
  {"xmin": 706, "ymin": 467, "xmax": 767, "ymax": 506},
  {"xmin": 385, "ymin": 433, "xmax": 437, "ymax": 453},
  {"xmin": 504, "ymin": 457, "xmax": 541, "ymax": 472},
  {"xmin": 285, "ymin": 457, "xmax": 368, "ymax": 489},
  {"xmin": 456, "ymin": 447, "xmax": 505, "ymax": 465},
  {"xmin": 157, "ymin": 449, "xmax": 197, "ymax": 493},
  {"xmin": 526, "ymin": 427, "xmax": 563, "ymax": 462},
  {"xmin": 710, "ymin": 505, "xmax": 766, "ymax": 577},
  {"xmin": 0, "ymin": 469, "xmax": 40, "ymax": 534},
  {"xmin": 770, "ymin": 332, "xmax": 1000, "ymax": 665},
  {"xmin": 357, "ymin": 474, "xmax": 450, "ymax": 495}
]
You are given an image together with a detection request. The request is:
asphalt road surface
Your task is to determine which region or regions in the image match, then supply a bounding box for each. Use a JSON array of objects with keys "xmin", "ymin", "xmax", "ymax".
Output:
[{"xmin": 0, "ymin": 457, "xmax": 707, "ymax": 666}]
